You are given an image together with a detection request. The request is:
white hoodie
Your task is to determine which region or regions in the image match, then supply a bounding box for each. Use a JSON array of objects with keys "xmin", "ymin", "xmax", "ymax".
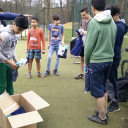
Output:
[{"xmin": 0, "ymin": 25, "xmax": 19, "ymax": 63}]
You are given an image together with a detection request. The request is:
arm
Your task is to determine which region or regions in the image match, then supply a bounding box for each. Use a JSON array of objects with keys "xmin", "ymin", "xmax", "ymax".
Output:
[
  {"xmin": 61, "ymin": 25, "xmax": 65, "ymax": 45},
  {"xmin": 0, "ymin": 35, "xmax": 18, "ymax": 69},
  {"xmin": 0, "ymin": 12, "xmax": 19, "ymax": 20},
  {"xmin": 48, "ymin": 30, "xmax": 50, "ymax": 49},
  {"xmin": 84, "ymin": 21, "xmax": 99, "ymax": 65},
  {"xmin": 41, "ymin": 30, "xmax": 45, "ymax": 54},
  {"xmin": 12, "ymin": 50, "xmax": 18, "ymax": 62},
  {"xmin": 61, "ymin": 33, "xmax": 65, "ymax": 45},
  {"xmin": 27, "ymin": 31, "xmax": 30, "ymax": 51}
]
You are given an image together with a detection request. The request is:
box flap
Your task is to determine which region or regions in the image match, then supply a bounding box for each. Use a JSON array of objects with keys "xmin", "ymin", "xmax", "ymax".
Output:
[
  {"xmin": 21, "ymin": 91, "xmax": 50, "ymax": 110},
  {"xmin": 0, "ymin": 92, "xmax": 19, "ymax": 116},
  {"xmin": 8, "ymin": 111, "xmax": 43, "ymax": 128}
]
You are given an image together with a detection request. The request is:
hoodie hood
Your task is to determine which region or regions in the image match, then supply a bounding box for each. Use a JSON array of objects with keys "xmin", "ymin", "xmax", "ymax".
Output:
[
  {"xmin": 2, "ymin": 25, "xmax": 15, "ymax": 35},
  {"xmin": 94, "ymin": 10, "xmax": 112, "ymax": 24}
]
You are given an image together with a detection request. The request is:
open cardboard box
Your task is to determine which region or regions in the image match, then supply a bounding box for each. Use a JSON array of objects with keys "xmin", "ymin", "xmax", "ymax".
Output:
[{"xmin": 0, "ymin": 91, "xmax": 49, "ymax": 128}]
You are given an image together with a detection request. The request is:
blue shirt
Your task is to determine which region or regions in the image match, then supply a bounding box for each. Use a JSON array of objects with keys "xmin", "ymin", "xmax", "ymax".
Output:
[{"xmin": 48, "ymin": 24, "xmax": 64, "ymax": 46}]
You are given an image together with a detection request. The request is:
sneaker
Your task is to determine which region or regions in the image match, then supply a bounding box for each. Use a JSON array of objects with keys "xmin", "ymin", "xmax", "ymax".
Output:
[
  {"xmin": 53, "ymin": 69, "xmax": 59, "ymax": 76},
  {"xmin": 88, "ymin": 114, "xmax": 108, "ymax": 125},
  {"xmin": 37, "ymin": 72, "xmax": 43, "ymax": 77},
  {"xmin": 27, "ymin": 73, "xmax": 31, "ymax": 79},
  {"xmin": 107, "ymin": 101, "xmax": 120, "ymax": 113},
  {"xmin": 75, "ymin": 74, "xmax": 84, "ymax": 79},
  {"xmin": 42, "ymin": 70, "xmax": 50, "ymax": 77},
  {"xmin": 95, "ymin": 110, "xmax": 108, "ymax": 119}
]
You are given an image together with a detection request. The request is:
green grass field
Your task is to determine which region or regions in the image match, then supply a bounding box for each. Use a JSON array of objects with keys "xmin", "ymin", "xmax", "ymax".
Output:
[{"xmin": 14, "ymin": 30, "xmax": 128, "ymax": 128}]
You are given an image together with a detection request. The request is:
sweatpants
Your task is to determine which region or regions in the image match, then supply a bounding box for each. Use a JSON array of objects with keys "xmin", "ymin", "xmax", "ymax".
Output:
[{"xmin": 0, "ymin": 63, "xmax": 14, "ymax": 95}]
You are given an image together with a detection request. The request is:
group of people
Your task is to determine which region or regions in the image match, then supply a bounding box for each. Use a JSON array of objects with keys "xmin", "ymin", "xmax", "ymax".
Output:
[
  {"xmin": 77, "ymin": 0, "xmax": 127, "ymax": 125},
  {"xmin": 27, "ymin": 15, "xmax": 64, "ymax": 79},
  {"xmin": 0, "ymin": 0, "xmax": 128, "ymax": 126},
  {"xmin": 0, "ymin": 12, "xmax": 64, "ymax": 94}
]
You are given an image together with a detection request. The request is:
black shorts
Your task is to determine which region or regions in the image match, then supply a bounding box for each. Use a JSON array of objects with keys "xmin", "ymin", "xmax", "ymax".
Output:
[{"xmin": 80, "ymin": 46, "xmax": 84, "ymax": 57}]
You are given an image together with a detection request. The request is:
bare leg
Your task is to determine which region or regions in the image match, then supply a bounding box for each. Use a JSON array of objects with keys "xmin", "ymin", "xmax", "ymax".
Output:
[
  {"xmin": 96, "ymin": 95, "xmax": 107, "ymax": 120},
  {"xmin": 81, "ymin": 56, "xmax": 84, "ymax": 74},
  {"xmin": 28, "ymin": 59, "xmax": 33, "ymax": 73},
  {"xmin": 35, "ymin": 59, "xmax": 40, "ymax": 72}
]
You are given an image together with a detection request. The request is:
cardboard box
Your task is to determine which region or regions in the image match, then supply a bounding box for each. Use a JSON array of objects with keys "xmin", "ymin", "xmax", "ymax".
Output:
[{"xmin": 0, "ymin": 91, "xmax": 49, "ymax": 128}]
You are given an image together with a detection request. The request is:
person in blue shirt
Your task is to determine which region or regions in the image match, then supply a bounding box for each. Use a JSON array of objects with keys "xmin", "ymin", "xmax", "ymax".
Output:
[
  {"xmin": 106, "ymin": 5, "xmax": 128, "ymax": 113},
  {"xmin": 43, "ymin": 14, "xmax": 64, "ymax": 77}
]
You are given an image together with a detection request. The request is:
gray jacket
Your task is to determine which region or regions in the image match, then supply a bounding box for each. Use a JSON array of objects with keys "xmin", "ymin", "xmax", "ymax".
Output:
[{"xmin": 0, "ymin": 25, "xmax": 19, "ymax": 63}]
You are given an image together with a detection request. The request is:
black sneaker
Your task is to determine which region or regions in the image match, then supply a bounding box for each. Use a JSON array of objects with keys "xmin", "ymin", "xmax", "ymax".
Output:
[
  {"xmin": 88, "ymin": 115, "xmax": 108, "ymax": 125},
  {"xmin": 107, "ymin": 101, "xmax": 120, "ymax": 113},
  {"xmin": 75, "ymin": 74, "xmax": 84, "ymax": 79},
  {"xmin": 95, "ymin": 110, "xmax": 108, "ymax": 119}
]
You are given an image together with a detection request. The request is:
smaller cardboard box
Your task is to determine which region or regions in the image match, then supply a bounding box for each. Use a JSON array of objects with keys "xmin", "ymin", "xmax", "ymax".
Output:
[{"xmin": 0, "ymin": 91, "xmax": 49, "ymax": 128}]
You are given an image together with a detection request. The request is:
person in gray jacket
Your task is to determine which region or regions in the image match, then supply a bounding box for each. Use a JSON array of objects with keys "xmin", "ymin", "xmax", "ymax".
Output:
[{"xmin": 0, "ymin": 15, "xmax": 28, "ymax": 95}]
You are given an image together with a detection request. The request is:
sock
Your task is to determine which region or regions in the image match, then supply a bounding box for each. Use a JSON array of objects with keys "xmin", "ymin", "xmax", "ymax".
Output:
[{"xmin": 99, "ymin": 115, "xmax": 107, "ymax": 120}]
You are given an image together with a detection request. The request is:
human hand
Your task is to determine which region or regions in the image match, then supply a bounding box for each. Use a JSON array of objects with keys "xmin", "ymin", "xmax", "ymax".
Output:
[
  {"xmin": 48, "ymin": 44, "xmax": 50, "ymax": 49},
  {"xmin": 61, "ymin": 41, "xmax": 64, "ymax": 45},
  {"xmin": 42, "ymin": 50, "xmax": 45, "ymax": 54},
  {"xmin": 23, "ymin": 14, "xmax": 33, "ymax": 20}
]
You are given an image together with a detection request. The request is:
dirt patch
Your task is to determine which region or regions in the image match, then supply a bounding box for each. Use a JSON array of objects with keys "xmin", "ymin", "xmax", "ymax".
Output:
[{"xmin": 64, "ymin": 22, "xmax": 72, "ymax": 29}]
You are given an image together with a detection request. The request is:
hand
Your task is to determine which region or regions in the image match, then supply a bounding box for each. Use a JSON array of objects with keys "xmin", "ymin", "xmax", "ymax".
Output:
[
  {"xmin": 5, "ymin": 59, "xmax": 19, "ymax": 70},
  {"xmin": 42, "ymin": 50, "xmax": 45, "ymax": 54},
  {"xmin": 83, "ymin": 31, "xmax": 87, "ymax": 35},
  {"xmin": 23, "ymin": 14, "xmax": 33, "ymax": 20},
  {"xmin": 75, "ymin": 32, "xmax": 79, "ymax": 35},
  {"xmin": 0, "ymin": 35, "xmax": 2, "ymax": 42},
  {"xmin": 48, "ymin": 44, "xmax": 50, "ymax": 49},
  {"xmin": 61, "ymin": 42, "xmax": 64, "ymax": 45},
  {"xmin": 11, "ymin": 64, "xmax": 19, "ymax": 70}
]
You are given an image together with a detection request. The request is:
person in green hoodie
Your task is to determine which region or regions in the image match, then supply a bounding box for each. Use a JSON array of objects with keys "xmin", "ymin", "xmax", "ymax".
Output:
[{"xmin": 84, "ymin": 0, "xmax": 117, "ymax": 125}]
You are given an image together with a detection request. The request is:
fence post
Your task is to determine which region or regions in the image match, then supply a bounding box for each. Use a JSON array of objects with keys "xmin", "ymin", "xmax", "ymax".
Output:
[{"xmin": 72, "ymin": 0, "xmax": 76, "ymax": 37}]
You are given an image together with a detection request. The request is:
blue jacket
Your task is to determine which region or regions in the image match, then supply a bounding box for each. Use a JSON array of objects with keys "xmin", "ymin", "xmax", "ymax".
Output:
[
  {"xmin": 71, "ymin": 30, "xmax": 83, "ymax": 56},
  {"xmin": 0, "ymin": 12, "xmax": 19, "ymax": 20},
  {"xmin": 114, "ymin": 21, "xmax": 128, "ymax": 59}
]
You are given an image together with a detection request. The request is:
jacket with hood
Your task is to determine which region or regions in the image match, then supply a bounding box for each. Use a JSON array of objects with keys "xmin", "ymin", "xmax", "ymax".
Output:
[
  {"xmin": 0, "ymin": 25, "xmax": 19, "ymax": 63},
  {"xmin": 84, "ymin": 10, "xmax": 117, "ymax": 65},
  {"xmin": 114, "ymin": 20, "xmax": 128, "ymax": 59}
]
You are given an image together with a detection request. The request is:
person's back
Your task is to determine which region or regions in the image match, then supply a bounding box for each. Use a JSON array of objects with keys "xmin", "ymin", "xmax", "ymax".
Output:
[
  {"xmin": 106, "ymin": 5, "xmax": 128, "ymax": 113},
  {"xmin": 85, "ymin": 10, "xmax": 117, "ymax": 64},
  {"xmin": 84, "ymin": 0, "xmax": 117, "ymax": 125},
  {"xmin": 114, "ymin": 21, "xmax": 128, "ymax": 59}
]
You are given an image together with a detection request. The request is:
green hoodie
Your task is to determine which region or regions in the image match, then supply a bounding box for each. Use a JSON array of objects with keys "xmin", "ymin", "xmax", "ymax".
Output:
[{"xmin": 84, "ymin": 10, "xmax": 117, "ymax": 65}]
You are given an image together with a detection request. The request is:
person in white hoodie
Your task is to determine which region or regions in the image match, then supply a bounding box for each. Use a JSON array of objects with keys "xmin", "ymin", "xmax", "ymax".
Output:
[
  {"xmin": 0, "ymin": 15, "xmax": 28, "ymax": 95},
  {"xmin": 84, "ymin": 0, "xmax": 117, "ymax": 125}
]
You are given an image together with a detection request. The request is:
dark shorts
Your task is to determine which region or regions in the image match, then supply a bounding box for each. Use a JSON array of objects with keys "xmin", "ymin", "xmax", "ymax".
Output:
[
  {"xmin": 86, "ymin": 62, "xmax": 112, "ymax": 98},
  {"xmin": 80, "ymin": 46, "xmax": 84, "ymax": 57},
  {"xmin": 27, "ymin": 49, "xmax": 41, "ymax": 59}
]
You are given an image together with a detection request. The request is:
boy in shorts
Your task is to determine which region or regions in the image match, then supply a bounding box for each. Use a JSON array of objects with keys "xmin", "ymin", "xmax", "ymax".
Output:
[
  {"xmin": 84, "ymin": 0, "xmax": 117, "ymax": 124},
  {"xmin": 27, "ymin": 17, "xmax": 45, "ymax": 79},
  {"xmin": 0, "ymin": 15, "xmax": 28, "ymax": 95}
]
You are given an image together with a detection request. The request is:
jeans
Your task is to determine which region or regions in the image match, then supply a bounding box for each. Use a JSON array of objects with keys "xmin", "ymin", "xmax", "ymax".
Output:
[
  {"xmin": 47, "ymin": 45, "xmax": 59, "ymax": 71},
  {"xmin": 108, "ymin": 58, "xmax": 120, "ymax": 102}
]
